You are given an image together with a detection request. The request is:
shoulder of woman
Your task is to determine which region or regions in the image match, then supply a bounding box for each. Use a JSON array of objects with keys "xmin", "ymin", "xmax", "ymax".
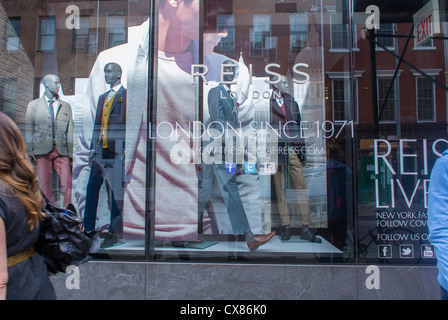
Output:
[
  {"xmin": 0, "ymin": 183, "xmax": 16, "ymax": 207},
  {"xmin": 0, "ymin": 183, "xmax": 21, "ymax": 220},
  {"xmin": 0, "ymin": 182, "xmax": 13, "ymax": 196},
  {"xmin": 0, "ymin": 183, "xmax": 10, "ymax": 220}
]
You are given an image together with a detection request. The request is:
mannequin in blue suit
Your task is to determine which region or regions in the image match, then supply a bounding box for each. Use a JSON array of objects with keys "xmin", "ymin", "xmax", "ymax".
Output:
[
  {"xmin": 84, "ymin": 62, "xmax": 126, "ymax": 248},
  {"xmin": 199, "ymin": 60, "xmax": 275, "ymax": 251}
]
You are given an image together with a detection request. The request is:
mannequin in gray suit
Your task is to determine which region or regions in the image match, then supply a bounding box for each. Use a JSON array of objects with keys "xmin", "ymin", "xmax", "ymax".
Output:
[
  {"xmin": 25, "ymin": 74, "xmax": 73, "ymax": 206},
  {"xmin": 199, "ymin": 60, "xmax": 275, "ymax": 251}
]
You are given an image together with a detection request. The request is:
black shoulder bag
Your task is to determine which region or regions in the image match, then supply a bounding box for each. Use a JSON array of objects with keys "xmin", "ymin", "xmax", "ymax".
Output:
[{"xmin": 35, "ymin": 192, "xmax": 99, "ymax": 274}]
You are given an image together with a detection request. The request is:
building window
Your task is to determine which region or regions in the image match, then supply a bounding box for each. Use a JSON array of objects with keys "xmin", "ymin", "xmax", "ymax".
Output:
[
  {"xmin": 5, "ymin": 17, "xmax": 20, "ymax": 52},
  {"xmin": 329, "ymin": 14, "xmax": 356, "ymax": 50},
  {"xmin": 376, "ymin": 23, "xmax": 395, "ymax": 49},
  {"xmin": 216, "ymin": 15, "xmax": 235, "ymax": 57},
  {"xmin": 377, "ymin": 78, "xmax": 396, "ymax": 122},
  {"xmin": 331, "ymin": 22, "xmax": 348, "ymax": 49},
  {"xmin": 250, "ymin": 14, "xmax": 271, "ymax": 57},
  {"xmin": 72, "ymin": 16, "xmax": 90, "ymax": 51},
  {"xmin": 414, "ymin": 38, "xmax": 435, "ymax": 49},
  {"xmin": 38, "ymin": 16, "xmax": 55, "ymax": 51},
  {"xmin": 419, "ymin": 38, "xmax": 434, "ymax": 47},
  {"xmin": 105, "ymin": 14, "xmax": 126, "ymax": 49},
  {"xmin": 289, "ymin": 14, "xmax": 307, "ymax": 61},
  {"xmin": 0, "ymin": 78, "xmax": 18, "ymax": 119},
  {"xmin": 332, "ymin": 79, "xmax": 358, "ymax": 122},
  {"xmin": 416, "ymin": 77, "xmax": 435, "ymax": 122}
]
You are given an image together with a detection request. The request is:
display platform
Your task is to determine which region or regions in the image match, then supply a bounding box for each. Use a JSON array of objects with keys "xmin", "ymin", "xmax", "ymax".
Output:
[{"xmin": 102, "ymin": 235, "xmax": 342, "ymax": 254}]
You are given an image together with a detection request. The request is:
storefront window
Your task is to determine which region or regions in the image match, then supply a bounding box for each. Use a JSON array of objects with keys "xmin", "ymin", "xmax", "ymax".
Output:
[
  {"xmin": 0, "ymin": 0, "xmax": 446, "ymax": 266},
  {"xmin": 353, "ymin": 0, "xmax": 446, "ymax": 265},
  {"xmin": 150, "ymin": 0, "xmax": 335, "ymax": 261}
]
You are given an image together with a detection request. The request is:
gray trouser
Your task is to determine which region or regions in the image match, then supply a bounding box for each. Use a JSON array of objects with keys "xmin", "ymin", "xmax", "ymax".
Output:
[{"xmin": 198, "ymin": 162, "xmax": 251, "ymax": 236}]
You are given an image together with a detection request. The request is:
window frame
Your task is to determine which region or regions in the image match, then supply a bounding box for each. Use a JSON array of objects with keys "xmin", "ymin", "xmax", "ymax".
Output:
[
  {"xmin": 415, "ymin": 76, "xmax": 436, "ymax": 123},
  {"xmin": 375, "ymin": 23, "xmax": 396, "ymax": 51},
  {"xmin": 5, "ymin": 17, "xmax": 21, "ymax": 52},
  {"xmin": 377, "ymin": 76, "xmax": 397, "ymax": 123},
  {"xmin": 37, "ymin": 15, "xmax": 56, "ymax": 52}
]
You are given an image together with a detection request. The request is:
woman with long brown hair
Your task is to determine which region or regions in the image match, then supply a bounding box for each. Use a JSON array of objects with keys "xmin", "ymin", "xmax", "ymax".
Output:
[{"xmin": 0, "ymin": 112, "xmax": 55, "ymax": 300}]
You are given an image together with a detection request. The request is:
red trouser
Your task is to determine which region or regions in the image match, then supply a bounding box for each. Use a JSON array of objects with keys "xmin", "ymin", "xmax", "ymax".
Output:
[{"xmin": 35, "ymin": 146, "xmax": 72, "ymax": 206}]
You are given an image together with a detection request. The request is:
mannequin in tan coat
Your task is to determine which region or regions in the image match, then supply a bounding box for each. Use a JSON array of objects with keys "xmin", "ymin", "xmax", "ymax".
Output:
[{"xmin": 25, "ymin": 74, "xmax": 74, "ymax": 206}]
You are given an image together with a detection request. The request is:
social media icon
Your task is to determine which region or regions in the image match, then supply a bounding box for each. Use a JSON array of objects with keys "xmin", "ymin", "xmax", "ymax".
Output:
[
  {"xmin": 399, "ymin": 244, "xmax": 414, "ymax": 258},
  {"xmin": 259, "ymin": 162, "xmax": 277, "ymax": 175},
  {"xmin": 421, "ymin": 244, "xmax": 435, "ymax": 258},
  {"xmin": 225, "ymin": 163, "xmax": 236, "ymax": 174},
  {"xmin": 378, "ymin": 244, "xmax": 392, "ymax": 258},
  {"xmin": 245, "ymin": 163, "xmax": 256, "ymax": 173}
]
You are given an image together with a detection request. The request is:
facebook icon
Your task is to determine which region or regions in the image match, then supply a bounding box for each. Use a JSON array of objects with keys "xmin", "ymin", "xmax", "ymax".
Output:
[
  {"xmin": 378, "ymin": 244, "xmax": 392, "ymax": 258},
  {"xmin": 225, "ymin": 163, "xmax": 236, "ymax": 174}
]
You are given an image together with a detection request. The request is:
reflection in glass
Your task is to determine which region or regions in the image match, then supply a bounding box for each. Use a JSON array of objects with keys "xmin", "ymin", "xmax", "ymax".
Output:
[
  {"xmin": 38, "ymin": 16, "xmax": 55, "ymax": 51},
  {"xmin": 106, "ymin": 14, "xmax": 126, "ymax": 49},
  {"xmin": 417, "ymin": 77, "xmax": 435, "ymax": 122},
  {"xmin": 378, "ymin": 78, "xmax": 396, "ymax": 122},
  {"xmin": 6, "ymin": 17, "xmax": 20, "ymax": 52}
]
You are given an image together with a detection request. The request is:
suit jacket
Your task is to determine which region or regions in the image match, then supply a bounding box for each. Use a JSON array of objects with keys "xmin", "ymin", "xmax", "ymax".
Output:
[
  {"xmin": 206, "ymin": 83, "xmax": 239, "ymax": 164},
  {"xmin": 270, "ymin": 91, "xmax": 302, "ymax": 143},
  {"xmin": 270, "ymin": 91, "xmax": 306, "ymax": 164},
  {"xmin": 207, "ymin": 83, "xmax": 238, "ymax": 131},
  {"xmin": 90, "ymin": 85, "xmax": 127, "ymax": 154},
  {"xmin": 25, "ymin": 96, "xmax": 74, "ymax": 158}
]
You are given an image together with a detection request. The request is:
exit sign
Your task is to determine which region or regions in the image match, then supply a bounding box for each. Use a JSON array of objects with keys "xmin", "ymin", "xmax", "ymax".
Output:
[{"xmin": 413, "ymin": 0, "xmax": 441, "ymax": 47}]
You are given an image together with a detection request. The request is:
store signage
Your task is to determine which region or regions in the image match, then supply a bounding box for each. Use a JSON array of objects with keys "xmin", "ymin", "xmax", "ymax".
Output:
[{"xmin": 413, "ymin": 0, "xmax": 441, "ymax": 47}]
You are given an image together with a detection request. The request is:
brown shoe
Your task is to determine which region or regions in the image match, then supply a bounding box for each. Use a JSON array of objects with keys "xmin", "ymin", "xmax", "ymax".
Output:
[{"xmin": 247, "ymin": 231, "xmax": 276, "ymax": 251}]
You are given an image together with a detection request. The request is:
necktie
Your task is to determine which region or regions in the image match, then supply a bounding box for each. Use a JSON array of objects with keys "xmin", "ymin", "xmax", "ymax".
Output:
[
  {"xmin": 276, "ymin": 96, "xmax": 290, "ymax": 136},
  {"xmin": 108, "ymin": 89, "xmax": 115, "ymax": 101},
  {"xmin": 48, "ymin": 99, "xmax": 55, "ymax": 141},
  {"xmin": 277, "ymin": 97, "xmax": 284, "ymax": 107}
]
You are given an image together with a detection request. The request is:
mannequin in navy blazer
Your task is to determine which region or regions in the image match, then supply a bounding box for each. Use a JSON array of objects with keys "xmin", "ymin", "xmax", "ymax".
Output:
[
  {"xmin": 90, "ymin": 85, "xmax": 126, "ymax": 154},
  {"xmin": 84, "ymin": 62, "xmax": 126, "ymax": 248}
]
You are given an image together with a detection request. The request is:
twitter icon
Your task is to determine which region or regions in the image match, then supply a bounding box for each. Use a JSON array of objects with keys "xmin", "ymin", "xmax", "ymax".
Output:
[
  {"xmin": 245, "ymin": 163, "xmax": 256, "ymax": 174},
  {"xmin": 399, "ymin": 245, "xmax": 413, "ymax": 258}
]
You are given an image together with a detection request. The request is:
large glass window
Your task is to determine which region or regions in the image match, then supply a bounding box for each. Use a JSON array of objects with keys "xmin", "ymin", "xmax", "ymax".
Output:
[
  {"xmin": 0, "ymin": 0, "xmax": 446, "ymax": 267},
  {"xmin": 149, "ymin": 0, "xmax": 332, "ymax": 260}
]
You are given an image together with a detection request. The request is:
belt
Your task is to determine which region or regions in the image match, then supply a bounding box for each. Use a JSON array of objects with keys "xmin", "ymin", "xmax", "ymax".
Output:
[{"xmin": 7, "ymin": 247, "xmax": 34, "ymax": 267}]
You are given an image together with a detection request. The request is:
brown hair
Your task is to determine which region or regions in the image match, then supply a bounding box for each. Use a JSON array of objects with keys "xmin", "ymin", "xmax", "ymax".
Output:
[{"xmin": 0, "ymin": 112, "xmax": 44, "ymax": 230}]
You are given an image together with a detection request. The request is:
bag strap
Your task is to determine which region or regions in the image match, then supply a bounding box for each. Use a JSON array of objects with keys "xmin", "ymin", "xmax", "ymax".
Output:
[{"xmin": 39, "ymin": 187, "xmax": 52, "ymax": 206}]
